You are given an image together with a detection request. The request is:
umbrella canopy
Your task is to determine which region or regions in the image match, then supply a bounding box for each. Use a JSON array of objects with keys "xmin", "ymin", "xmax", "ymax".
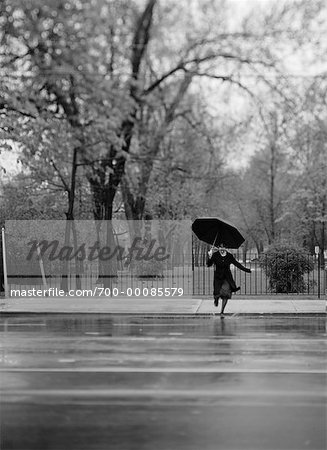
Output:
[{"xmin": 192, "ymin": 217, "xmax": 245, "ymax": 249}]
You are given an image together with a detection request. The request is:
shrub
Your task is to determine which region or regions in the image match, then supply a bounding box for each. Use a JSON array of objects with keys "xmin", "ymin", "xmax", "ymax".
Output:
[
  {"xmin": 260, "ymin": 244, "xmax": 314, "ymax": 293},
  {"xmin": 134, "ymin": 259, "xmax": 164, "ymax": 278}
]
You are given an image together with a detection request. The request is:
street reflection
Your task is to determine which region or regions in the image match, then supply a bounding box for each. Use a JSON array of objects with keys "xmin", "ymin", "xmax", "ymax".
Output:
[{"xmin": 0, "ymin": 314, "xmax": 325, "ymax": 337}]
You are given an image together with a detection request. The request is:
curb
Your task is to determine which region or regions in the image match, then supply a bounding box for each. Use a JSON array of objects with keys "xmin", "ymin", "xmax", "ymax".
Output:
[{"xmin": 0, "ymin": 311, "xmax": 325, "ymax": 317}]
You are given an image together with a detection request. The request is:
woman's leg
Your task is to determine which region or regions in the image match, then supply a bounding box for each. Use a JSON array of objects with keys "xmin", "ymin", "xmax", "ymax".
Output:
[
  {"xmin": 221, "ymin": 298, "xmax": 228, "ymax": 314},
  {"xmin": 220, "ymin": 280, "xmax": 232, "ymax": 315},
  {"xmin": 213, "ymin": 278, "xmax": 221, "ymax": 307}
]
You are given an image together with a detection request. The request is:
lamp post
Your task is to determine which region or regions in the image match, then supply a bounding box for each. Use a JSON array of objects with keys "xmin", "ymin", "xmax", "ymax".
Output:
[
  {"xmin": 315, "ymin": 246, "xmax": 320, "ymax": 299},
  {"xmin": 1, "ymin": 227, "xmax": 9, "ymax": 298}
]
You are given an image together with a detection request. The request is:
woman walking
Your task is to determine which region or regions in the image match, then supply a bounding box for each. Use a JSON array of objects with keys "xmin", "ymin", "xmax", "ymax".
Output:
[{"xmin": 207, "ymin": 244, "xmax": 251, "ymax": 315}]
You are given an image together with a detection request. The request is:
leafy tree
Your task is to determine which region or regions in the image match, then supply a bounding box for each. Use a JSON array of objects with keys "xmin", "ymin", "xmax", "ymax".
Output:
[
  {"xmin": 0, "ymin": 0, "xmax": 138, "ymax": 287},
  {"xmin": 0, "ymin": 173, "xmax": 66, "ymax": 220},
  {"xmin": 126, "ymin": 93, "xmax": 226, "ymax": 220},
  {"xmin": 1, "ymin": 0, "xmax": 326, "ymax": 227},
  {"xmin": 120, "ymin": 0, "xmax": 327, "ymax": 221},
  {"xmin": 288, "ymin": 82, "xmax": 327, "ymax": 263}
]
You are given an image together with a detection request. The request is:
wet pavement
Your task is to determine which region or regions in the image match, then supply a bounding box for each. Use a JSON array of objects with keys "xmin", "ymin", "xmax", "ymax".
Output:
[{"xmin": 0, "ymin": 313, "xmax": 326, "ymax": 450}]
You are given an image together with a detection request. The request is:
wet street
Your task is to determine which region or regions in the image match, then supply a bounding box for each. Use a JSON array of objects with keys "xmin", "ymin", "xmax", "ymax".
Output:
[{"xmin": 0, "ymin": 313, "xmax": 326, "ymax": 450}]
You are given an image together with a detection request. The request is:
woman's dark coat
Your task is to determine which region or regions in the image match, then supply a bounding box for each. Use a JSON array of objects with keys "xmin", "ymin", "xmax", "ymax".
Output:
[{"xmin": 207, "ymin": 251, "xmax": 251, "ymax": 295}]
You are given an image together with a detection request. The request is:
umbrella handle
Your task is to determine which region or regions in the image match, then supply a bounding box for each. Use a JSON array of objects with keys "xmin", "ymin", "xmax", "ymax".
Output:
[{"xmin": 210, "ymin": 232, "xmax": 219, "ymax": 250}]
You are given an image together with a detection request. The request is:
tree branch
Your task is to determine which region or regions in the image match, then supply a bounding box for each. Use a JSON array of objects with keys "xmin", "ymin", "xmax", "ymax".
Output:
[
  {"xmin": 0, "ymin": 100, "xmax": 37, "ymax": 119},
  {"xmin": 190, "ymin": 72, "xmax": 257, "ymax": 99},
  {"xmin": 131, "ymin": 0, "xmax": 157, "ymax": 80},
  {"xmin": 143, "ymin": 53, "xmax": 275, "ymax": 95},
  {"xmin": 50, "ymin": 159, "xmax": 70, "ymax": 192}
]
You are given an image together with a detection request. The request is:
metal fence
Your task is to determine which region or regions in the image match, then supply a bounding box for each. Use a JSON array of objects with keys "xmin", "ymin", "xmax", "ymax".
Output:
[
  {"xmin": 6, "ymin": 251, "xmax": 326, "ymax": 298},
  {"xmin": 2, "ymin": 222, "xmax": 325, "ymax": 298},
  {"xmin": 192, "ymin": 253, "xmax": 326, "ymax": 297}
]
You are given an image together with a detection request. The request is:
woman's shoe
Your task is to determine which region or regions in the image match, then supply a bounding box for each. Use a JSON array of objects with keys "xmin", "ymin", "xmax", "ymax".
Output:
[{"xmin": 231, "ymin": 286, "xmax": 240, "ymax": 292}]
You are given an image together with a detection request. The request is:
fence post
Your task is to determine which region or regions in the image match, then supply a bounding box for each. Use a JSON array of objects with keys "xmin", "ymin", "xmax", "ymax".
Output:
[
  {"xmin": 191, "ymin": 234, "xmax": 195, "ymax": 295},
  {"xmin": 1, "ymin": 227, "xmax": 9, "ymax": 298},
  {"xmin": 36, "ymin": 242, "xmax": 48, "ymax": 291},
  {"xmin": 318, "ymin": 256, "xmax": 320, "ymax": 298},
  {"xmin": 315, "ymin": 246, "xmax": 320, "ymax": 299}
]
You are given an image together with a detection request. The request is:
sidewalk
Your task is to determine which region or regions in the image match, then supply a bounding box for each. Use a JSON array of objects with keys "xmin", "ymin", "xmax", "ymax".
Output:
[{"xmin": 0, "ymin": 296, "xmax": 325, "ymax": 314}]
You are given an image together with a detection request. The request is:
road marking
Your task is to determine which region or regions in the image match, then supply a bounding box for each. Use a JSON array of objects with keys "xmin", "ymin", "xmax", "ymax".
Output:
[
  {"xmin": 0, "ymin": 367, "xmax": 326, "ymax": 374},
  {"xmin": 1, "ymin": 336, "xmax": 326, "ymax": 342},
  {"xmin": 1, "ymin": 388, "xmax": 326, "ymax": 398},
  {"xmin": 58, "ymin": 359, "xmax": 76, "ymax": 363},
  {"xmin": 2, "ymin": 323, "xmax": 46, "ymax": 327}
]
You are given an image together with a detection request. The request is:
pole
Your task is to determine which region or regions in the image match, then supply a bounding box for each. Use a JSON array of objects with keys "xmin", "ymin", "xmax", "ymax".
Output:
[
  {"xmin": 318, "ymin": 255, "xmax": 320, "ymax": 298},
  {"xmin": 191, "ymin": 233, "xmax": 194, "ymax": 295},
  {"xmin": 1, "ymin": 227, "xmax": 9, "ymax": 298},
  {"xmin": 315, "ymin": 246, "xmax": 320, "ymax": 299},
  {"xmin": 36, "ymin": 242, "xmax": 48, "ymax": 291}
]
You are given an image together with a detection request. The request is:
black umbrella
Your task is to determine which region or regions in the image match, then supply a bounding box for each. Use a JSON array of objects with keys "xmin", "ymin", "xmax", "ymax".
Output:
[{"xmin": 192, "ymin": 217, "xmax": 245, "ymax": 249}]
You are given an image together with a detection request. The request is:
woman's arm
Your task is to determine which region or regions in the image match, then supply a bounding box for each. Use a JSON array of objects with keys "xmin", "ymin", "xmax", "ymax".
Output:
[
  {"xmin": 207, "ymin": 256, "xmax": 214, "ymax": 267},
  {"xmin": 231, "ymin": 256, "xmax": 251, "ymax": 273},
  {"xmin": 207, "ymin": 250, "xmax": 214, "ymax": 267}
]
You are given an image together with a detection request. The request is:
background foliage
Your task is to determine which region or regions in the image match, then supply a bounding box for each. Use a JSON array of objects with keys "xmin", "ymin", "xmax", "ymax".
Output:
[
  {"xmin": 260, "ymin": 244, "xmax": 314, "ymax": 293},
  {"xmin": 0, "ymin": 0, "xmax": 326, "ymax": 263}
]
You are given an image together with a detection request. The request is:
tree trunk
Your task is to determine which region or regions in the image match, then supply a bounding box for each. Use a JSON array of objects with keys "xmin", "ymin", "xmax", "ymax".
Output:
[
  {"xmin": 87, "ymin": 0, "xmax": 156, "ymax": 225},
  {"xmin": 84, "ymin": 0, "xmax": 157, "ymax": 285},
  {"xmin": 60, "ymin": 146, "xmax": 80, "ymax": 291}
]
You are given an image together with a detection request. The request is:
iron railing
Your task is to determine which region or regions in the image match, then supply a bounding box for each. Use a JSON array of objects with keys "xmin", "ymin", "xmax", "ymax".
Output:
[{"xmin": 6, "ymin": 252, "xmax": 326, "ymax": 297}]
